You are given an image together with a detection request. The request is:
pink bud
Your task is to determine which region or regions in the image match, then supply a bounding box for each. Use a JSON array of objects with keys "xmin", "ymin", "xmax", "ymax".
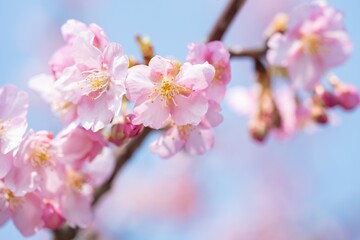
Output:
[
  {"xmin": 123, "ymin": 114, "xmax": 143, "ymax": 138},
  {"xmin": 42, "ymin": 203, "xmax": 65, "ymax": 230},
  {"xmin": 248, "ymin": 118, "xmax": 269, "ymax": 143},
  {"xmin": 335, "ymin": 84, "xmax": 360, "ymax": 111},
  {"xmin": 315, "ymin": 86, "xmax": 337, "ymax": 108},
  {"xmin": 108, "ymin": 114, "xmax": 143, "ymax": 146},
  {"xmin": 311, "ymin": 103, "xmax": 328, "ymax": 124}
]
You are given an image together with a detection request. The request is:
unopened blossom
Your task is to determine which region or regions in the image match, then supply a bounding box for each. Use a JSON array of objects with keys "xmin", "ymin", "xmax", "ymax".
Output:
[
  {"xmin": 29, "ymin": 74, "xmax": 77, "ymax": 123},
  {"xmin": 227, "ymin": 86, "xmax": 307, "ymax": 140},
  {"xmin": 55, "ymin": 30, "xmax": 128, "ymax": 131},
  {"xmin": 41, "ymin": 202, "xmax": 65, "ymax": 230},
  {"xmin": 55, "ymin": 123, "xmax": 107, "ymax": 169},
  {"xmin": 108, "ymin": 114, "xmax": 143, "ymax": 146},
  {"xmin": 4, "ymin": 130, "xmax": 61, "ymax": 196},
  {"xmin": 335, "ymin": 84, "xmax": 360, "ymax": 110},
  {"xmin": 50, "ymin": 19, "xmax": 109, "ymax": 79},
  {"xmin": 187, "ymin": 41, "xmax": 231, "ymax": 102},
  {"xmin": 267, "ymin": 1, "xmax": 352, "ymax": 90},
  {"xmin": 126, "ymin": 55, "xmax": 215, "ymax": 129},
  {"xmin": 328, "ymin": 74, "xmax": 359, "ymax": 110},
  {"xmin": 0, "ymin": 85, "xmax": 29, "ymax": 154},
  {"xmin": 0, "ymin": 184, "xmax": 43, "ymax": 236}
]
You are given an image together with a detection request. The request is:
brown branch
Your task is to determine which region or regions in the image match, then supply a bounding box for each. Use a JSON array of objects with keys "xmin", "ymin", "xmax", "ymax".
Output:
[
  {"xmin": 207, "ymin": 0, "xmax": 247, "ymax": 42},
  {"xmin": 53, "ymin": 0, "xmax": 248, "ymax": 239},
  {"xmin": 229, "ymin": 46, "xmax": 267, "ymax": 59}
]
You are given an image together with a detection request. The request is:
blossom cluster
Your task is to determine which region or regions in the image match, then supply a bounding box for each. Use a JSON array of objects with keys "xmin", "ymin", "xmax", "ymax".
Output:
[
  {"xmin": 0, "ymin": 19, "xmax": 230, "ymax": 236},
  {"xmin": 227, "ymin": 1, "xmax": 359, "ymax": 142}
]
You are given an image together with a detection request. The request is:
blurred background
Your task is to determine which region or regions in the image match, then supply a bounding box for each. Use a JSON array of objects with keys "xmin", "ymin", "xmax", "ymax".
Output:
[{"xmin": 1, "ymin": 0, "xmax": 360, "ymax": 239}]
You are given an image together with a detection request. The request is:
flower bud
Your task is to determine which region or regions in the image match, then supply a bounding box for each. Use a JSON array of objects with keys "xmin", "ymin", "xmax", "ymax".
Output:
[
  {"xmin": 335, "ymin": 84, "xmax": 359, "ymax": 111},
  {"xmin": 249, "ymin": 118, "xmax": 269, "ymax": 143},
  {"xmin": 42, "ymin": 203, "xmax": 65, "ymax": 230},
  {"xmin": 311, "ymin": 101, "xmax": 328, "ymax": 124},
  {"xmin": 108, "ymin": 114, "xmax": 143, "ymax": 146},
  {"xmin": 315, "ymin": 85, "xmax": 337, "ymax": 108}
]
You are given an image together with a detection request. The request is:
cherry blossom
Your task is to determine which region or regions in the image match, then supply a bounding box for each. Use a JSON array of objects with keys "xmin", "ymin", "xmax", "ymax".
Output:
[
  {"xmin": 55, "ymin": 31, "xmax": 128, "ymax": 131},
  {"xmin": 187, "ymin": 41, "xmax": 231, "ymax": 102},
  {"xmin": 126, "ymin": 55, "xmax": 215, "ymax": 129},
  {"xmin": 267, "ymin": 1, "xmax": 352, "ymax": 90}
]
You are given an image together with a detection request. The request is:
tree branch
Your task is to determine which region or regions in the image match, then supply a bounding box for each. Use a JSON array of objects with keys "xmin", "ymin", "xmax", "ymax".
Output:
[
  {"xmin": 207, "ymin": 0, "xmax": 247, "ymax": 42},
  {"xmin": 229, "ymin": 46, "xmax": 267, "ymax": 59}
]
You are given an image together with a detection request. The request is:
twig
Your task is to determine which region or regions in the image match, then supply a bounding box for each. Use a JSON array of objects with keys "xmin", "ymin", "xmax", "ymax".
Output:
[
  {"xmin": 207, "ymin": 0, "xmax": 247, "ymax": 42},
  {"xmin": 229, "ymin": 46, "xmax": 267, "ymax": 59}
]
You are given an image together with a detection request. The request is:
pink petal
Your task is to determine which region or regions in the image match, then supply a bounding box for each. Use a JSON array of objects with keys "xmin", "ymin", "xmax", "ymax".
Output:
[
  {"xmin": 12, "ymin": 193, "xmax": 44, "ymax": 237},
  {"xmin": 125, "ymin": 65, "xmax": 153, "ymax": 102},
  {"xmin": 150, "ymin": 127, "xmax": 185, "ymax": 158},
  {"xmin": 171, "ymin": 94, "xmax": 208, "ymax": 126},
  {"xmin": 133, "ymin": 97, "xmax": 170, "ymax": 129},
  {"xmin": 72, "ymin": 31, "xmax": 102, "ymax": 69},
  {"xmin": 0, "ymin": 152, "xmax": 13, "ymax": 178},
  {"xmin": 176, "ymin": 62, "xmax": 214, "ymax": 91},
  {"xmin": 61, "ymin": 189, "xmax": 92, "ymax": 228},
  {"xmin": 61, "ymin": 19, "xmax": 87, "ymax": 43},
  {"xmin": 185, "ymin": 125, "xmax": 214, "ymax": 155},
  {"xmin": 77, "ymin": 94, "xmax": 114, "ymax": 132},
  {"xmin": 148, "ymin": 56, "xmax": 174, "ymax": 80}
]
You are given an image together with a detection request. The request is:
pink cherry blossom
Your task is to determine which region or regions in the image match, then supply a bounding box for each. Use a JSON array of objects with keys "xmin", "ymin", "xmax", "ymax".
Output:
[
  {"xmin": 50, "ymin": 19, "xmax": 109, "ymax": 79},
  {"xmin": 187, "ymin": 41, "xmax": 231, "ymax": 102},
  {"xmin": 4, "ymin": 130, "xmax": 61, "ymax": 196},
  {"xmin": 267, "ymin": 1, "xmax": 352, "ymax": 90},
  {"xmin": 57, "ymin": 168, "xmax": 93, "ymax": 228},
  {"xmin": 126, "ymin": 55, "xmax": 215, "ymax": 129},
  {"xmin": 0, "ymin": 85, "xmax": 29, "ymax": 154},
  {"xmin": 150, "ymin": 122, "xmax": 214, "ymax": 158},
  {"xmin": 0, "ymin": 184, "xmax": 44, "ymax": 237},
  {"xmin": 55, "ymin": 148, "xmax": 114, "ymax": 228},
  {"xmin": 55, "ymin": 123, "xmax": 107, "ymax": 169},
  {"xmin": 55, "ymin": 31, "xmax": 128, "ymax": 131}
]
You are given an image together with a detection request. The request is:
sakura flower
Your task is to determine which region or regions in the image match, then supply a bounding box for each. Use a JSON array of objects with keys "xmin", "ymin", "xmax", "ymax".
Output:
[
  {"xmin": 55, "ymin": 31, "xmax": 128, "ymax": 131},
  {"xmin": 150, "ymin": 102, "xmax": 220, "ymax": 158},
  {"xmin": 0, "ymin": 85, "xmax": 28, "ymax": 154},
  {"xmin": 55, "ymin": 148, "xmax": 114, "ymax": 228},
  {"xmin": 4, "ymin": 130, "xmax": 61, "ymax": 196},
  {"xmin": 50, "ymin": 19, "xmax": 109, "ymax": 78},
  {"xmin": 58, "ymin": 169, "xmax": 93, "ymax": 228},
  {"xmin": 187, "ymin": 41, "xmax": 231, "ymax": 102},
  {"xmin": 151, "ymin": 123, "xmax": 214, "ymax": 158},
  {"xmin": 29, "ymin": 74, "xmax": 78, "ymax": 123},
  {"xmin": 55, "ymin": 123, "xmax": 107, "ymax": 169},
  {"xmin": 267, "ymin": 1, "xmax": 352, "ymax": 90},
  {"xmin": 126, "ymin": 55, "xmax": 215, "ymax": 129},
  {"xmin": 0, "ymin": 184, "xmax": 44, "ymax": 237}
]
